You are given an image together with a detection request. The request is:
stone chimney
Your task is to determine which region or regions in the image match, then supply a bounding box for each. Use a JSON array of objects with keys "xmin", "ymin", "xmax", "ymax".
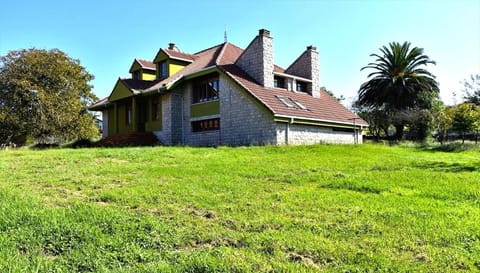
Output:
[
  {"xmin": 285, "ymin": 45, "xmax": 320, "ymax": 98},
  {"xmin": 235, "ymin": 29, "xmax": 274, "ymax": 88}
]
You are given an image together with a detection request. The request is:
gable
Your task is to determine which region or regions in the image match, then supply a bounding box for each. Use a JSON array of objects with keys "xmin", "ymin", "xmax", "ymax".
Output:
[
  {"xmin": 129, "ymin": 61, "xmax": 142, "ymax": 73},
  {"xmin": 109, "ymin": 80, "xmax": 133, "ymax": 102},
  {"xmin": 153, "ymin": 50, "xmax": 168, "ymax": 64}
]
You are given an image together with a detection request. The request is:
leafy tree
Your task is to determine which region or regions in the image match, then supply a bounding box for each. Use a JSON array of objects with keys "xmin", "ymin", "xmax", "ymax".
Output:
[
  {"xmin": 432, "ymin": 104, "xmax": 454, "ymax": 144},
  {"xmin": 0, "ymin": 48, "xmax": 98, "ymax": 145},
  {"xmin": 357, "ymin": 42, "xmax": 439, "ymax": 140},
  {"xmin": 451, "ymin": 103, "xmax": 478, "ymax": 143},
  {"xmin": 463, "ymin": 74, "xmax": 480, "ymax": 105}
]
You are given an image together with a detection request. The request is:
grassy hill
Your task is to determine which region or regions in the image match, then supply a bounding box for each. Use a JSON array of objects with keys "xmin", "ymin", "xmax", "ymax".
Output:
[{"xmin": 0, "ymin": 144, "xmax": 479, "ymax": 272}]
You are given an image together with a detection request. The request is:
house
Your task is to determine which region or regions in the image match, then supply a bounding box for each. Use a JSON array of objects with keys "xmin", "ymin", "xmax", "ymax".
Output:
[{"xmin": 89, "ymin": 29, "xmax": 367, "ymax": 145}]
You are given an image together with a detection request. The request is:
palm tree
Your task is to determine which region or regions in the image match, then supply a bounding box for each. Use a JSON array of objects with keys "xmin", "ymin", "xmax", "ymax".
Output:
[{"xmin": 357, "ymin": 42, "xmax": 439, "ymax": 140}]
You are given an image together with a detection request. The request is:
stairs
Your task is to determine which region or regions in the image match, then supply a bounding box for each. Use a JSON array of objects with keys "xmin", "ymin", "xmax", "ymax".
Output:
[{"xmin": 94, "ymin": 132, "xmax": 160, "ymax": 147}]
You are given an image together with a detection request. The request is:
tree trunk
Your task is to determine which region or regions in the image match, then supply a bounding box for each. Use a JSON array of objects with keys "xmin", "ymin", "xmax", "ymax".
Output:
[{"xmin": 394, "ymin": 124, "xmax": 404, "ymax": 141}]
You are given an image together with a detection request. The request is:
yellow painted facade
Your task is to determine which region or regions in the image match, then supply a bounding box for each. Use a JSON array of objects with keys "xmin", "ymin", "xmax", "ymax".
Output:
[
  {"xmin": 109, "ymin": 80, "xmax": 133, "ymax": 101},
  {"xmin": 142, "ymin": 71, "xmax": 156, "ymax": 80}
]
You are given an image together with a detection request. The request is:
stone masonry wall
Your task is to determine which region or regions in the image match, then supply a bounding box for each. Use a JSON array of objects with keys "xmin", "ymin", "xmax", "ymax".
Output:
[
  {"xmin": 235, "ymin": 29, "xmax": 274, "ymax": 88},
  {"xmin": 220, "ymin": 76, "xmax": 277, "ymax": 146},
  {"xmin": 152, "ymin": 93, "xmax": 172, "ymax": 145},
  {"xmin": 276, "ymin": 123, "xmax": 361, "ymax": 145}
]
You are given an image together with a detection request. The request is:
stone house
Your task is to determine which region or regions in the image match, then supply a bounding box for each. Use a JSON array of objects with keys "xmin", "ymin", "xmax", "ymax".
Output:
[{"xmin": 89, "ymin": 29, "xmax": 367, "ymax": 145}]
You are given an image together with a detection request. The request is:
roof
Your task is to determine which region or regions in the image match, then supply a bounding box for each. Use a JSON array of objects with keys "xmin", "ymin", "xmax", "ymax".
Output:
[
  {"xmin": 88, "ymin": 96, "xmax": 109, "ymax": 110},
  {"xmin": 129, "ymin": 59, "xmax": 156, "ymax": 73},
  {"xmin": 163, "ymin": 49, "xmax": 196, "ymax": 62},
  {"xmin": 120, "ymin": 78, "xmax": 156, "ymax": 93},
  {"xmin": 92, "ymin": 42, "xmax": 366, "ymax": 126},
  {"xmin": 136, "ymin": 59, "xmax": 156, "ymax": 70}
]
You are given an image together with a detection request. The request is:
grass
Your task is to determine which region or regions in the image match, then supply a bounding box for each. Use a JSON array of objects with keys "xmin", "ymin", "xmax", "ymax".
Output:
[{"xmin": 0, "ymin": 144, "xmax": 479, "ymax": 272}]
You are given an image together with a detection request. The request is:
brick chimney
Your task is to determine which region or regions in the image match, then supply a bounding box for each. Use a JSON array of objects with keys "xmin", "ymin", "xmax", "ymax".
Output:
[
  {"xmin": 285, "ymin": 45, "xmax": 320, "ymax": 98},
  {"xmin": 235, "ymin": 29, "xmax": 274, "ymax": 88}
]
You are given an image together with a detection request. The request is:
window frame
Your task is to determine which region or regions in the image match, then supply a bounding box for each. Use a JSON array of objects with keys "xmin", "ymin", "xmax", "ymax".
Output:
[
  {"xmin": 192, "ymin": 76, "xmax": 220, "ymax": 104},
  {"xmin": 191, "ymin": 118, "xmax": 220, "ymax": 133},
  {"xmin": 296, "ymin": 81, "xmax": 308, "ymax": 92}
]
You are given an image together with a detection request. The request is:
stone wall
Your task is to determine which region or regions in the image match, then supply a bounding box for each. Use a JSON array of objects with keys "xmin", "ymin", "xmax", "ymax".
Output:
[
  {"xmin": 219, "ymin": 76, "xmax": 277, "ymax": 146},
  {"xmin": 276, "ymin": 123, "xmax": 361, "ymax": 145},
  {"xmin": 152, "ymin": 93, "xmax": 172, "ymax": 145}
]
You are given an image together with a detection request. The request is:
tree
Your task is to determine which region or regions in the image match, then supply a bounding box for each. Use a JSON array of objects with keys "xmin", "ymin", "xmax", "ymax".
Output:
[
  {"xmin": 0, "ymin": 48, "xmax": 98, "ymax": 145},
  {"xmin": 432, "ymin": 104, "xmax": 454, "ymax": 144},
  {"xmin": 357, "ymin": 41, "xmax": 439, "ymax": 140},
  {"xmin": 463, "ymin": 74, "xmax": 480, "ymax": 105},
  {"xmin": 451, "ymin": 103, "xmax": 478, "ymax": 143}
]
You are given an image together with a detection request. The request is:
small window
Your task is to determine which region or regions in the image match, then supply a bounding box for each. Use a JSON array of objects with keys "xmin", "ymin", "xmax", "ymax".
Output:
[
  {"xmin": 159, "ymin": 61, "xmax": 167, "ymax": 79},
  {"xmin": 296, "ymin": 81, "xmax": 308, "ymax": 92},
  {"xmin": 193, "ymin": 78, "xmax": 219, "ymax": 103},
  {"xmin": 276, "ymin": 96, "xmax": 294, "ymax": 108},
  {"xmin": 133, "ymin": 71, "xmax": 141, "ymax": 80},
  {"xmin": 152, "ymin": 98, "xmax": 161, "ymax": 121},
  {"xmin": 192, "ymin": 118, "xmax": 220, "ymax": 132},
  {"xmin": 274, "ymin": 76, "xmax": 285, "ymax": 89},
  {"xmin": 126, "ymin": 104, "xmax": 132, "ymax": 125},
  {"xmin": 291, "ymin": 98, "xmax": 308, "ymax": 110}
]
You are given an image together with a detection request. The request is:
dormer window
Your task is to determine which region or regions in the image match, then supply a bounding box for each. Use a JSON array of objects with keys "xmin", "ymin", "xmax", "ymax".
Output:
[
  {"xmin": 159, "ymin": 61, "xmax": 167, "ymax": 79},
  {"xmin": 132, "ymin": 71, "xmax": 141, "ymax": 80},
  {"xmin": 274, "ymin": 76, "xmax": 286, "ymax": 89},
  {"xmin": 296, "ymin": 81, "xmax": 308, "ymax": 92}
]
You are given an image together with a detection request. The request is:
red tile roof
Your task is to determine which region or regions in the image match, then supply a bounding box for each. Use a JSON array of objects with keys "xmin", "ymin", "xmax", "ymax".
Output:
[
  {"xmin": 136, "ymin": 59, "xmax": 156, "ymax": 70},
  {"xmin": 163, "ymin": 49, "xmax": 196, "ymax": 62},
  {"xmin": 220, "ymin": 64, "xmax": 367, "ymax": 126}
]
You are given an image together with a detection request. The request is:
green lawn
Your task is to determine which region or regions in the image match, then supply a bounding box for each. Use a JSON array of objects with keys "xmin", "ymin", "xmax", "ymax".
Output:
[{"xmin": 0, "ymin": 144, "xmax": 479, "ymax": 272}]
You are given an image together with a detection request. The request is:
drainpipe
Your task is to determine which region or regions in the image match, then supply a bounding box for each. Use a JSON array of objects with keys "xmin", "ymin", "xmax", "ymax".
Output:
[{"xmin": 285, "ymin": 117, "xmax": 294, "ymax": 145}]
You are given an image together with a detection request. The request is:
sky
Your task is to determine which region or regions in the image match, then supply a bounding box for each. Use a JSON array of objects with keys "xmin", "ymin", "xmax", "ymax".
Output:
[{"xmin": 1, "ymin": 0, "xmax": 479, "ymax": 107}]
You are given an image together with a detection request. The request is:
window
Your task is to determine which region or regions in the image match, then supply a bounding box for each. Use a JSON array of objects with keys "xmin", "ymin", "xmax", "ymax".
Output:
[
  {"xmin": 126, "ymin": 104, "xmax": 132, "ymax": 125},
  {"xmin": 133, "ymin": 71, "xmax": 141, "ymax": 80},
  {"xmin": 192, "ymin": 77, "xmax": 219, "ymax": 103},
  {"xmin": 276, "ymin": 96, "xmax": 294, "ymax": 108},
  {"xmin": 159, "ymin": 61, "xmax": 167, "ymax": 79},
  {"xmin": 291, "ymin": 98, "xmax": 308, "ymax": 110},
  {"xmin": 274, "ymin": 76, "xmax": 285, "ymax": 88},
  {"xmin": 192, "ymin": 118, "xmax": 220, "ymax": 132},
  {"xmin": 296, "ymin": 81, "xmax": 308, "ymax": 92},
  {"xmin": 152, "ymin": 98, "xmax": 161, "ymax": 121}
]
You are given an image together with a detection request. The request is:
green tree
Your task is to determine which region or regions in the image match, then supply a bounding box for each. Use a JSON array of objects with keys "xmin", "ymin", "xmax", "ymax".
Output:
[
  {"xmin": 0, "ymin": 48, "xmax": 98, "ymax": 145},
  {"xmin": 463, "ymin": 74, "xmax": 480, "ymax": 105},
  {"xmin": 431, "ymin": 103, "xmax": 454, "ymax": 144},
  {"xmin": 357, "ymin": 42, "xmax": 439, "ymax": 140},
  {"xmin": 451, "ymin": 103, "xmax": 478, "ymax": 143}
]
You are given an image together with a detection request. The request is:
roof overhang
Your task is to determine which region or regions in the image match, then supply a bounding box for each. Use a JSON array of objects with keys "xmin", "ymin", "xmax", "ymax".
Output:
[{"xmin": 273, "ymin": 114, "xmax": 368, "ymax": 128}]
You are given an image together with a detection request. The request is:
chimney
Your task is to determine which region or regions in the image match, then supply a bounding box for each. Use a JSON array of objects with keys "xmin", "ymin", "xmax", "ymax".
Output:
[
  {"xmin": 285, "ymin": 45, "xmax": 320, "ymax": 98},
  {"xmin": 168, "ymin": 43, "xmax": 179, "ymax": 51},
  {"xmin": 235, "ymin": 29, "xmax": 274, "ymax": 88}
]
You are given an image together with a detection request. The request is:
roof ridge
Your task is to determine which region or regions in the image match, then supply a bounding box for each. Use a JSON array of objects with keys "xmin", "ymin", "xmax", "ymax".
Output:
[
  {"xmin": 214, "ymin": 42, "xmax": 228, "ymax": 65},
  {"xmin": 193, "ymin": 43, "xmax": 225, "ymax": 56}
]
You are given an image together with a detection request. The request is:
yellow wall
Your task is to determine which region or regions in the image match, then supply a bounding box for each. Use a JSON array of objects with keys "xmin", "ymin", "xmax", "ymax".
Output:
[
  {"xmin": 142, "ymin": 71, "xmax": 156, "ymax": 80},
  {"xmin": 109, "ymin": 80, "xmax": 132, "ymax": 101},
  {"xmin": 169, "ymin": 62, "xmax": 185, "ymax": 76}
]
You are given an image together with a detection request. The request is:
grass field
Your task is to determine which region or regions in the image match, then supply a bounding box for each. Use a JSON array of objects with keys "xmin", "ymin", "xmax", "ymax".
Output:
[{"xmin": 0, "ymin": 144, "xmax": 479, "ymax": 272}]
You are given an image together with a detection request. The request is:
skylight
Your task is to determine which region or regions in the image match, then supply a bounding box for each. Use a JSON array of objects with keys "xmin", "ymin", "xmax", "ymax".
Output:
[
  {"xmin": 276, "ymin": 96, "xmax": 294, "ymax": 108},
  {"xmin": 290, "ymin": 98, "xmax": 308, "ymax": 110}
]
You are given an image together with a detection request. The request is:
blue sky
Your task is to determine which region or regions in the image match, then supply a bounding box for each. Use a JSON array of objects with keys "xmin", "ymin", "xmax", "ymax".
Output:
[{"xmin": 1, "ymin": 0, "xmax": 479, "ymax": 106}]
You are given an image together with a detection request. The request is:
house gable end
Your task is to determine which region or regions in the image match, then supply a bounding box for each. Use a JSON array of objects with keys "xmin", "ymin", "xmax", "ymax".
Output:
[{"xmin": 109, "ymin": 80, "xmax": 133, "ymax": 102}]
